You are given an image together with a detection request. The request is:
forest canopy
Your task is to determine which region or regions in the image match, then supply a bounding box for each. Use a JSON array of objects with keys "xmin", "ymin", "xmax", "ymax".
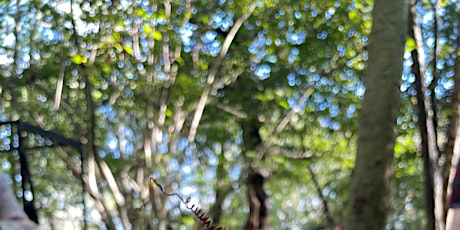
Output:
[{"xmin": 0, "ymin": 0, "xmax": 458, "ymax": 229}]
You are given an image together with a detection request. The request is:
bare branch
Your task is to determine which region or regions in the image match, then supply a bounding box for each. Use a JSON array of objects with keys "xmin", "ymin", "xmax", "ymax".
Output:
[
  {"xmin": 188, "ymin": 2, "xmax": 258, "ymax": 142},
  {"xmin": 257, "ymin": 86, "xmax": 315, "ymax": 159},
  {"xmin": 212, "ymin": 101, "xmax": 248, "ymax": 119},
  {"xmin": 307, "ymin": 164, "xmax": 336, "ymax": 226},
  {"xmin": 53, "ymin": 51, "xmax": 66, "ymax": 111}
]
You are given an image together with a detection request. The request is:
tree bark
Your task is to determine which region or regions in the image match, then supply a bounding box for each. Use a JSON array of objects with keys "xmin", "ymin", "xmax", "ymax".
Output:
[
  {"xmin": 241, "ymin": 119, "xmax": 271, "ymax": 230},
  {"xmin": 84, "ymin": 73, "xmax": 116, "ymax": 230},
  {"xmin": 344, "ymin": 0, "xmax": 408, "ymax": 229},
  {"xmin": 444, "ymin": 9, "xmax": 460, "ymax": 224},
  {"xmin": 244, "ymin": 169, "xmax": 270, "ymax": 230},
  {"xmin": 408, "ymin": 1, "xmax": 439, "ymax": 228}
]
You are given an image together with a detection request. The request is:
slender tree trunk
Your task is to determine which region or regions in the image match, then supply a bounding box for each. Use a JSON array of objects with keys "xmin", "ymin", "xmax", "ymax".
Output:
[
  {"xmin": 444, "ymin": 11, "xmax": 460, "ymax": 223},
  {"xmin": 408, "ymin": 1, "xmax": 438, "ymax": 229},
  {"xmin": 344, "ymin": 0, "xmax": 408, "ymax": 229},
  {"xmin": 210, "ymin": 149, "xmax": 233, "ymax": 225},
  {"xmin": 412, "ymin": 42, "xmax": 436, "ymax": 230},
  {"xmin": 84, "ymin": 73, "xmax": 116, "ymax": 230}
]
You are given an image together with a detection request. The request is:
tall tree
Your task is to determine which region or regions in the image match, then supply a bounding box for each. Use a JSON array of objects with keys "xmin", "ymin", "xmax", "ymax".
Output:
[
  {"xmin": 444, "ymin": 2, "xmax": 460, "ymax": 223},
  {"xmin": 344, "ymin": 0, "xmax": 408, "ymax": 229},
  {"xmin": 408, "ymin": 0, "xmax": 440, "ymax": 228}
]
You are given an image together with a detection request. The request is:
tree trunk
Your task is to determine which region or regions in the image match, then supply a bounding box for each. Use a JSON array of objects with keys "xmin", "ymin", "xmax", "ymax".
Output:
[
  {"xmin": 408, "ymin": 1, "xmax": 438, "ymax": 229},
  {"xmin": 241, "ymin": 119, "xmax": 271, "ymax": 230},
  {"xmin": 244, "ymin": 169, "xmax": 270, "ymax": 230},
  {"xmin": 444, "ymin": 8, "xmax": 460, "ymax": 224},
  {"xmin": 210, "ymin": 149, "xmax": 233, "ymax": 225},
  {"xmin": 344, "ymin": 0, "xmax": 408, "ymax": 229},
  {"xmin": 84, "ymin": 73, "xmax": 116, "ymax": 230}
]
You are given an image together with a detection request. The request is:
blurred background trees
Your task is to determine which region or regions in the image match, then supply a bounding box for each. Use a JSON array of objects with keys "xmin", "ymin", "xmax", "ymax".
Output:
[{"xmin": 0, "ymin": 0, "xmax": 459, "ymax": 229}]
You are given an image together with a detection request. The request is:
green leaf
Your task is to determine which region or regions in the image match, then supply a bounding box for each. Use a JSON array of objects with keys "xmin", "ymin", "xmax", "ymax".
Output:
[
  {"xmin": 201, "ymin": 15, "xmax": 209, "ymax": 24},
  {"xmin": 101, "ymin": 63, "xmax": 111, "ymax": 73},
  {"xmin": 93, "ymin": 90, "xmax": 103, "ymax": 101},
  {"xmin": 113, "ymin": 32, "xmax": 121, "ymax": 41},
  {"xmin": 71, "ymin": 54, "xmax": 87, "ymax": 64},
  {"xmin": 348, "ymin": 10, "xmax": 358, "ymax": 21},
  {"xmin": 278, "ymin": 100, "xmax": 290, "ymax": 110},
  {"xmin": 153, "ymin": 31, "xmax": 162, "ymax": 41},
  {"xmin": 405, "ymin": 37, "xmax": 417, "ymax": 51},
  {"xmin": 165, "ymin": 108, "xmax": 173, "ymax": 117},
  {"xmin": 182, "ymin": 216, "xmax": 195, "ymax": 225},
  {"xmin": 175, "ymin": 57, "xmax": 184, "ymax": 66},
  {"xmin": 115, "ymin": 43, "xmax": 123, "ymax": 53},
  {"xmin": 143, "ymin": 25, "xmax": 152, "ymax": 35},
  {"xmin": 123, "ymin": 44, "xmax": 133, "ymax": 55},
  {"xmin": 136, "ymin": 8, "xmax": 147, "ymax": 17},
  {"xmin": 200, "ymin": 62, "xmax": 208, "ymax": 70}
]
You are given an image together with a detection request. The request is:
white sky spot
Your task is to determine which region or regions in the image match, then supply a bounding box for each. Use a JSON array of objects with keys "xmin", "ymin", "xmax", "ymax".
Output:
[
  {"xmin": 90, "ymin": 209, "xmax": 101, "ymax": 221},
  {"xmin": 108, "ymin": 140, "xmax": 117, "ymax": 150},
  {"xmin": 182, "ymin": 165, "xmax": 191, "ymax": 173},
  {"xmin": 444, "ymin": 79, "xmax": 454, "ymax": 90},
  {"xmin": 3, "ymin": 33, "xmax": 15, "ymax": 47},
  {"xmin": 56, "ymin": 1, "xmax": 92, "ymax": 34},
  {"xmin": 56, "ymin": 1, "xmax": 72, "ymax": 14},
  {"xmin": 356, "ymin": 85, "xmax": 365, "ymax": 97},
  {"xmin": 181, "ymin": 186, "xmax": 196, "ymax": 196},
  {"xmin": 0, "ymin": 55, "xmax": 13, "ymax": 65}
]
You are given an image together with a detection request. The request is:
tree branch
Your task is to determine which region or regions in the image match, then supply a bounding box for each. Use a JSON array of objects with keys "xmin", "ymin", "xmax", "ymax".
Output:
[
  {"xmin": 307, "ymin": 164, "xmax": 336, "ymax": 227},
  {"xmin": 257, "ymin": 86, "xmax": 315, "ymax": 159},
  {"xmin": 188, "ymin": 2, "xmax": 258, "ymax": 142}
]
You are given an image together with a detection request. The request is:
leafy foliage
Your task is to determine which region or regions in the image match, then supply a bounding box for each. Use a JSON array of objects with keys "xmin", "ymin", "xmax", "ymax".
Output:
[{"xmin": 0, "ymin": 0, "xmax": 459, "ymax": 229}]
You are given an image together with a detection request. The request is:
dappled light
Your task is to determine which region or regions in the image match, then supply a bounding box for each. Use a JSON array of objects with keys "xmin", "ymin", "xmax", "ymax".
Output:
[{"xmin": 0, "ymin": 0, "xmax": 460, "ymax": 229}]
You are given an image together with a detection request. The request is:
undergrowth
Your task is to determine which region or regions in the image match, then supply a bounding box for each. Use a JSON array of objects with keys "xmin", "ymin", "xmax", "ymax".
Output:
[{"xmin": 129, "ymin": 176, "xmax": 226, "ymax": 230}]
